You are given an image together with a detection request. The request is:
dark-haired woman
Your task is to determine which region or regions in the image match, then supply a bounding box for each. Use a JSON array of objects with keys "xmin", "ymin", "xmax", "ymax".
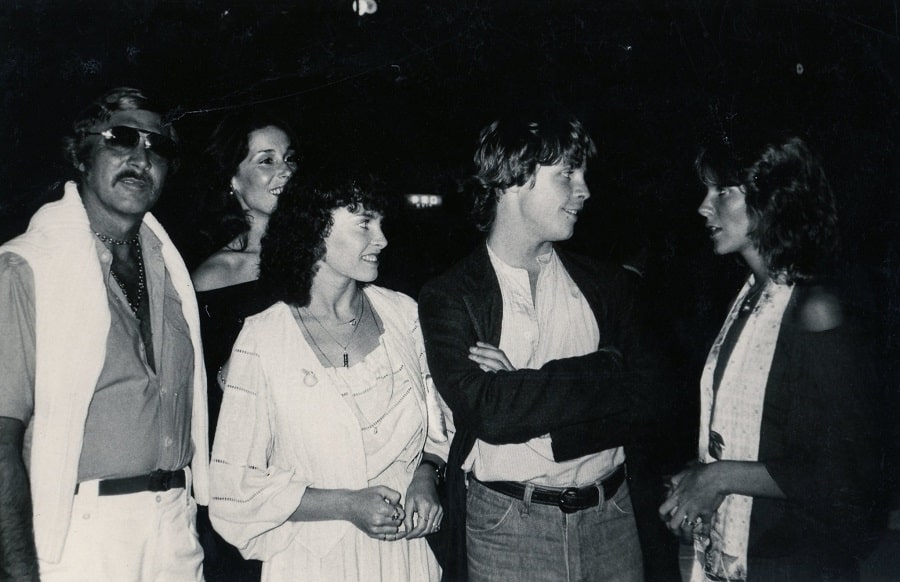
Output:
[
  {"xmin": 192, "ymin": 111, "xmax": 299, "ymax": 434},
  {"xmin": 659, "ymin": 133, "xmax": 881, "ymax": 581},
  {"xmin": 208, "ymin": 175, "xmax": 452, "ymax": 581},
  {"xmin": 191, "ymin": 112, "xmax": 299, "ymax": 581}
]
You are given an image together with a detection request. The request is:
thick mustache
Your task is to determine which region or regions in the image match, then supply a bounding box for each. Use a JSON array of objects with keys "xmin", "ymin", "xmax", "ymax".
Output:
[{"xmin": 115, "ymin": 171, "xmax": 153, "ymax": 186}]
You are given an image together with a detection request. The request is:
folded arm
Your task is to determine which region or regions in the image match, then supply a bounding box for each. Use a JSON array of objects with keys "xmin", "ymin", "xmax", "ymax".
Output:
[{"xmin": 418, "ymin": 282, "xmax": 628, "ymax": 446}]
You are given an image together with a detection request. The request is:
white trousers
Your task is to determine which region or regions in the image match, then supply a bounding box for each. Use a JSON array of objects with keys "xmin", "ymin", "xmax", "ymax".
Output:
[{"xmin": 40, "ymin": 473, "xmax": 204, "ymax": 582}]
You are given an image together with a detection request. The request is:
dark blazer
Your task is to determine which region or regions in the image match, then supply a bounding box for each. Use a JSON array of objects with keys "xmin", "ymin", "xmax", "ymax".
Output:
[{"xmin": 418, "ymin": 244, "xmax": 677, "ymax": 581}]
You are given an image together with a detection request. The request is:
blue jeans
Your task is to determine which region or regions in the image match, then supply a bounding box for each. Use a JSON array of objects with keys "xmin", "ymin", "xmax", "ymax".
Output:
[{"xmin": 466, "ymin": 477, "xmax": 644, "ymax": 582}]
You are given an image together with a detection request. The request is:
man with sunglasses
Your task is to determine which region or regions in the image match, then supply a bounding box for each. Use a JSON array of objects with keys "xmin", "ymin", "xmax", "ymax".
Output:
[{"xmin": 0, "ymin": 87, "xmax": 208, "ymax": 580}]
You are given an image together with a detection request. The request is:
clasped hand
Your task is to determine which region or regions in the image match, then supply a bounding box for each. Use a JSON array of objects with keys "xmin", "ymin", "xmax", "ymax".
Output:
[
  {"xmin": 346, "ymin": 470, "xmax": 443, "ymax": 542},
  {"xmin": 658, "ymin": 462, "xmax": 725, "ymax": 542},
  {"xmin": 347, "ymin": 486, "xmax": 407, "ymax": 541}
]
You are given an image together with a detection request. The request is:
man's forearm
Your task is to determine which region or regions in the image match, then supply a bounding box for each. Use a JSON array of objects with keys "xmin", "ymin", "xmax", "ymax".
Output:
[
  {"xmin": 0, "ymin": 417, "xmax": 39, "ymax": 581},
  {"xmin": 420, "ymin": 288, "xmax": 629, "ymax": 443}
]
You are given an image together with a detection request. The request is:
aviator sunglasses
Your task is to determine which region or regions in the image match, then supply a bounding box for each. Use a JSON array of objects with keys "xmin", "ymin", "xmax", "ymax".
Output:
[{"xmin": 87, "ymin": 126, "xmax": 178, "ymax": 162}]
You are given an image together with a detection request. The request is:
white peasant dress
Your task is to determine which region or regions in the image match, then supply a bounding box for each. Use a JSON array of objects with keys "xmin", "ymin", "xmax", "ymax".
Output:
[{"xmin": 209, "ymin": 286, "xmax": 451, "ymax": 582}]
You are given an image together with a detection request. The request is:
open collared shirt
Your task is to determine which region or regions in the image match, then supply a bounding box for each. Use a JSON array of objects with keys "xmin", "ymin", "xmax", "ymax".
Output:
[
  {"xmin": 0, "ymin": 225, "xmax": 194, "ymax": 481},
  {"xmin": 463, "ymin": 244, "xmax": 625, "ymax": 486}
]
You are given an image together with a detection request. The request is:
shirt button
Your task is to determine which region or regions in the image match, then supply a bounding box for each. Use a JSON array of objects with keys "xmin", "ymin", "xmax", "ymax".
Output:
[
  {"xmin": 100, "ymin": 251, "xmax": 111, "ymax": 263},
  {"xmin": 82, "ymin": 513, "xmax": 90, "ymax": 520},
  {"xmin": 160, "ymin": 388, "xmax": 168, "ymax": 395},
  {"xmin": 164, "ymin": 436, "xmax": 173, "ymax": 447},
  {"xmin": 156, "ymin": 495, "xmax": 162, "ymax": 503}
]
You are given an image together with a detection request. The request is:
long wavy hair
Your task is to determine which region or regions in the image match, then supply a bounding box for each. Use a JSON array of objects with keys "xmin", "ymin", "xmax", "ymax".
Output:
[
  {"xmin": 471, "ymin": 113, "xmax": 597, "ymax": 232},
  {"xmin": 198, "ymin": 110, "xmax": 299, "ymax": 252},
  {"xmin": 696, "ymin": 132, "xmax": 839, "ymax": 284},
  {"xmin": 260, "ymin": 172, "xmax": 389, "ymax": 307}
]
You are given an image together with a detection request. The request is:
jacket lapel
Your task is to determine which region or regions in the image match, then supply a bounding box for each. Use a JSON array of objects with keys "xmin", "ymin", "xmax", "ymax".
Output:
[{"xmin": 460, "ymin": 244, "xmax": 504, "ymax": 346}]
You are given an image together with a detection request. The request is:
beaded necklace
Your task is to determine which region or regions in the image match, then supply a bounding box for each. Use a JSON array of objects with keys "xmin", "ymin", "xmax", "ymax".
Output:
[
  {"xmin": 95, "ymin": 231, "xmax": 138, "ymax": 246},
  {"xmin": 95, "ymin": 232, "xmax": 145, "ymax": 315}
]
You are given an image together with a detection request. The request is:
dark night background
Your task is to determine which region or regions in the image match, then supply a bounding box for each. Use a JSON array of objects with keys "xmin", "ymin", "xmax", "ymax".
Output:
[{"xmin": 2, "ymin": 0, "xmax": 899, "ymax": 576}]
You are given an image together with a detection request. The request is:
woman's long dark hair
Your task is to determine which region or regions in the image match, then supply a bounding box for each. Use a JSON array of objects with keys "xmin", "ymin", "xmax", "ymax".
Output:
[{"xmin": 197, "ymin": 109, "xmax": 299, "ymax": 254}]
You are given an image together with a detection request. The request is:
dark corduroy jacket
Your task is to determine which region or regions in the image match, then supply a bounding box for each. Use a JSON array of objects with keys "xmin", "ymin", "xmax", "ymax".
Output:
[{"xmin": 418, "ymin": 244, "xmax": 678, "ymax": 581}]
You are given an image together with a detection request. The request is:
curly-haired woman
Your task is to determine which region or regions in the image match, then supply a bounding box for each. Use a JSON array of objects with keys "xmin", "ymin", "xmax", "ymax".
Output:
[
  {"xmin": 659, "ymin": 131, "xmax": 882, "ymax": 581},
  {"xmin": 208, "ymin": 172, "xmax": 452, "ymax": 581}
]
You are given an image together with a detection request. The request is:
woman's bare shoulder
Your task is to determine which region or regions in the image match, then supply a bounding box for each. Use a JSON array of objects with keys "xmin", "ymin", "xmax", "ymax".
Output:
[
  {"xmin": 793, "ymin": 284, "xmax": 844, "ymax": 332},
  {"xmin": 192, "ymin": 249, "xmax": 258, "ymax": 292}
]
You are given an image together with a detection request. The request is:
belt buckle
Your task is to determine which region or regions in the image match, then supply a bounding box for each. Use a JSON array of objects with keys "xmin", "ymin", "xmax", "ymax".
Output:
[
  {"xmin": 150, "ymin": 470, "xmax": 171, "ymax": 492},
  {"xmin": 558, "ymin": 487, "xmax": 582, "ymax": 514}
]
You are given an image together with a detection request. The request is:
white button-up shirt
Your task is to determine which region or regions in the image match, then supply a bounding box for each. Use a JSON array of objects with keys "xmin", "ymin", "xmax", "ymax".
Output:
[{"xmin": 464, "ymin": 244, "xmax": 625, "ymax": 486}]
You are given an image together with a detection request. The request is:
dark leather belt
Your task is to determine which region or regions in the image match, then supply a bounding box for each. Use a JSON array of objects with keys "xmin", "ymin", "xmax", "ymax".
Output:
[
  {"xmin": 474, "ymin": 465, "xmax": 625, "ymax": 514},
  {"xmin": 75, "ymin": 469, "xmax": 186, "ymax": 496}
]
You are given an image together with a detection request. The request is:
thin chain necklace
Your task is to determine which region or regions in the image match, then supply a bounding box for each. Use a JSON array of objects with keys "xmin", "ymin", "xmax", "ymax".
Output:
[
  {"xmin": 296, "ymin": 309, "xmax": 340, "ymax": 369},
  {"xmin": 100, "ymin": 235, "xmax": 146, "ymax": 315},
  {"xmin": 297, "ymin": 293, "xmax": 366, "ymax": 367},
  {"xmin": 296, "ymin": 297, "xmax": 408, "ymax": 435}
]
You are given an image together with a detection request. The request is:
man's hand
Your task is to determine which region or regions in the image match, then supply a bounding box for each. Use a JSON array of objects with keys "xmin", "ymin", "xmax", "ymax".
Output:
[{"xmin": 468, "ymin": 342, "xmax": 515, "ymax": 373}]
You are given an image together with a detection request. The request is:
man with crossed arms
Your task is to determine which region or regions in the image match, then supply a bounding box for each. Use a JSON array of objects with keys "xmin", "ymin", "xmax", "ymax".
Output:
[{"xmin": 419, "ymin": 113, "xmax": 670, "ymax": 581}]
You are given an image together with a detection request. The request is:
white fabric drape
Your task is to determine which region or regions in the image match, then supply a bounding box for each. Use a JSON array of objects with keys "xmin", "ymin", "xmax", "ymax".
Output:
[
  {"xmin": 692, "ymin": 276, "xmax": 794, "ymax": 582},
  {"xmin": 0, "ymin": 181, "xmax": 208, "ymax": 562}
]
